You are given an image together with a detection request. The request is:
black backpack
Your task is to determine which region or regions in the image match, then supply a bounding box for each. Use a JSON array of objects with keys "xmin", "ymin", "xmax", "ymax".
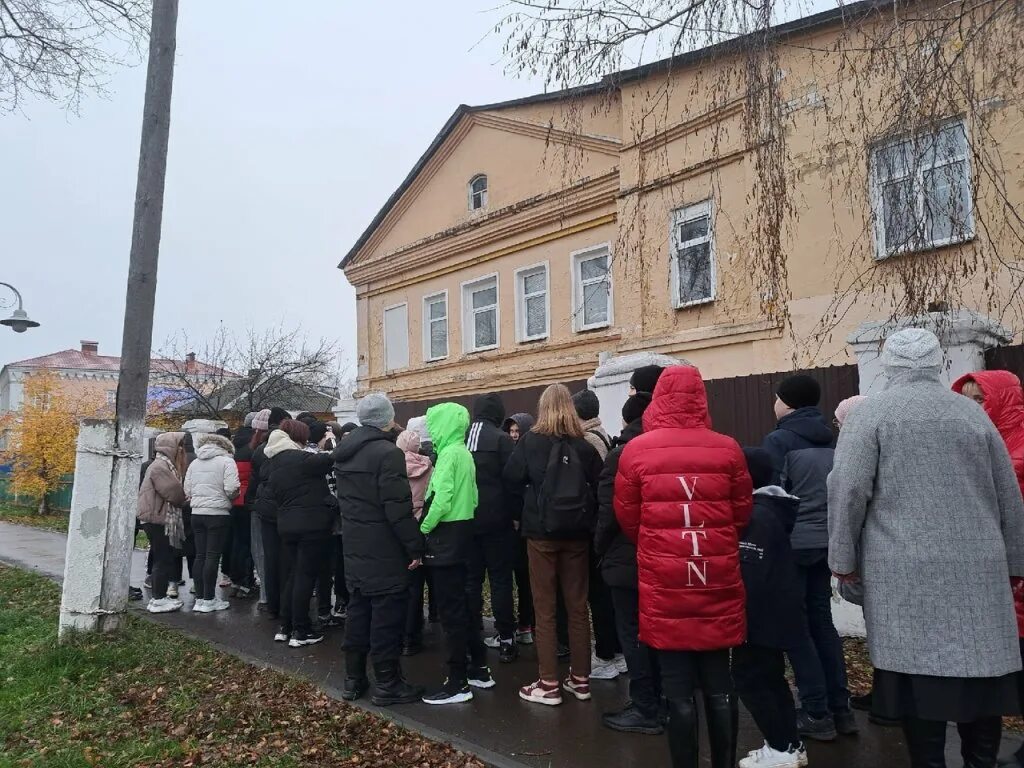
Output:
[{"xmin": 537, "ymin": 438, "xmax": 594, "ymax": 535}]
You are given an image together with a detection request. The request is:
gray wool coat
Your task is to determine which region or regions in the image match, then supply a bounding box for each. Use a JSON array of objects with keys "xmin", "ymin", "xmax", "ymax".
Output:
[{"xmin": 828, "ymin": 368, "xmax": 1024, "ymax": 678}]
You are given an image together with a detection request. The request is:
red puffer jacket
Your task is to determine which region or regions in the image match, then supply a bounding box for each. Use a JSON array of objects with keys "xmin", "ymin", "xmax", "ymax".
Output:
[
  {"xmin": 953, "ymin": 369, "xmax": 1024, "ymax": 635},
  {"xmin": 614, "ymin": 365, "xmax": 753, "ymax": 651}
]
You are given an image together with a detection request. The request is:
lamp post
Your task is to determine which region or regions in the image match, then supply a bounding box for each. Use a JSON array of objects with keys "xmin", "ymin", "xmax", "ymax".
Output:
[{"xmin": 0, "ymin": 282, "xmax": 40, "ymax": 333}]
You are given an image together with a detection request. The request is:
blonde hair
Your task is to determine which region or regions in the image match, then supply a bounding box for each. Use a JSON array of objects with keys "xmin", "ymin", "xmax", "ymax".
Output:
[{"xmin": 533, "ymin": 384, "xmax": 585, "ymax": 439}]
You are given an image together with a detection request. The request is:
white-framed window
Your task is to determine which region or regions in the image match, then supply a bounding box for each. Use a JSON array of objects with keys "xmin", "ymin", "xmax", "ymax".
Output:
[
  {"xmin": 383, "ymin": 303, "xmax": 409, "ymax": 372},
  {"xmin": 871, "ymin": 119, "xmax": 974, "ymax": 259},
  {"xmin": 468, "ymin": 174, "xmax": 488, "ymax": 211},
  {"xmin": 571, "ymin": 245, "xmax": 613, "ymax": 331},
  {"xmin": 462, "ymin": 274, "xmax": 499, "ymax": 353},
  {"xmin": 422, "ymin": 291, "xmax": 448, "ymax": 362},
  {"xmin": 670, "ymin": 200, "xmax": 716, "ymax": 308},
  {"xmin": 106, "ymin": 390, "xmax": 117, "ymax": 406},
  {"xmin": 514, "ymin": 262, "xmax": 549, "ymax": 342}
]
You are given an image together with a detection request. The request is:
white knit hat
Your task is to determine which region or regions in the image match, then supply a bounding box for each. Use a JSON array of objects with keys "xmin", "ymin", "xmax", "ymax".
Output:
[{"xmin": 882, "ymin": 328, "xmax": 943, "ymax": 370}]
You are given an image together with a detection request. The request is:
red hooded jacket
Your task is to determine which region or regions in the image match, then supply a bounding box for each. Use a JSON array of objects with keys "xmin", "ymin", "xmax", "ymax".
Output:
[
  {"xmin": 953, "ymin": 369, "xmax": 1024, "ymax": 635},
  {"xmin": 614, "ymin": 366, "xmax": 753, "ymax": 651}
]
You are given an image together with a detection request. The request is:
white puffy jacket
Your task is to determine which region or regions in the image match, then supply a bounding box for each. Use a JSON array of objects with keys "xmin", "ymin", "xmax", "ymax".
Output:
[{"xmin": 184, "ymin": 434, "xmax": 240, "ymax": 516}]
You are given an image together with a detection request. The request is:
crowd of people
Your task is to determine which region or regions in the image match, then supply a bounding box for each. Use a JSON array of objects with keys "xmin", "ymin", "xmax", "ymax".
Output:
[{"xmin": 135, "ymin": 327, "xmax": 1024, "ymax": 768}]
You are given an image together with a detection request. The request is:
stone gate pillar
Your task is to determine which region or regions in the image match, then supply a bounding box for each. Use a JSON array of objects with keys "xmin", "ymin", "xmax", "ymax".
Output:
[
  {"xmin": 587, "ymin": 351, "xmax": 690, "ymax": 437},
  {"xmin": 848, "ymin": 309, "xmax": 1012, "ymax": 394}
]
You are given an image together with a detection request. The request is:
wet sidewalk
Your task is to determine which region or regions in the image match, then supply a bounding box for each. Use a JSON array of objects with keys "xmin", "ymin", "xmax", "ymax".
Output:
[{"xmin": 1, "ymin": 519, "xmax": 1019, "ymax": 768}]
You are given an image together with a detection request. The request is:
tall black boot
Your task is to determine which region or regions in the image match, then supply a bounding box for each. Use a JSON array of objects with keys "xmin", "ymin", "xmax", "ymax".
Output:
[
  {"xmin": 903, "ymin": 716, "xmax": 948, "ymax": 768},
  {"xmin": 341, "ymin": 650, "xmax": 368, "ymax": 701},
  {"xmin": 371, "ymin": 659, "xmax": 424, "ymax": 706},
  {"xmin": 959, "ymin": 717, "xmax": 1002, "ymax": 768},
  {"xmin": 665, "ymin": 697, "xmax": 699, "ymax": 768},
  {"xmin": 704, "ymin": 693, "xmax": 738, "ymax": 768}
]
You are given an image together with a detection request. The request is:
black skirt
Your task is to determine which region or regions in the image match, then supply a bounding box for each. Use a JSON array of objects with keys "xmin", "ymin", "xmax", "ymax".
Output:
[{"xmin": 872, "ymin": 668, "xmax": 1020, "ymax": 722}]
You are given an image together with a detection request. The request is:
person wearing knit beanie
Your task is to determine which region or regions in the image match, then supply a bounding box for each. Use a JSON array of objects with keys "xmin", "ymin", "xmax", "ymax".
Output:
[
  {"xmin": 268, "ymin": 407, "xmax": 290, "ymax": 429},
  {"xmin": 629, "ymin": 365, "xmax": 665, "ymax": 396},
  {"xmin": 834, "ymin": 395, "xmax": 868, "ymax": 429},
  {"xmin": 251, "ymin": 409, "xmax": 272, "ymax": 432},
  {"xmin": 776, "ymin": 374, "xmax": 821, "ymax": 412},
  {"xmin": 357, "ymin": 393, "xmax": 396, "ymax": 430},
  {"xmin": 244, "ymin": 412, "xmax": 257, "ymax": 428},
  {"xmin": 621, "ymin": 392, "xmax": 652, "ymax": 427}
]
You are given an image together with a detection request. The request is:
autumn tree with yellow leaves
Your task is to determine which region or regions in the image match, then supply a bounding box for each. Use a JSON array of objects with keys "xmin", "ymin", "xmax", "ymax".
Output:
[{"xmin": 1, "ymin": 372, "xmax": 102, "ymax": 515}]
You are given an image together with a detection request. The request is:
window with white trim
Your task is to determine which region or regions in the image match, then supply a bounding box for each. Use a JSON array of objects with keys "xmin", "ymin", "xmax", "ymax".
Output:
[
  {"xmin": 423, "ymin": 292, "xmax": 448, "ymax": 362},
  {"xmin": 383, "ymin": 304, "xmax": 409, "ymax": 371},
  {"xmin": 671, "ymin": 200, "xmax": 715, "ymax": 307},
  {"xmin": 572, "ymin": 247, "xmax": 612, "ymax": 331},
  {"xmin": 469, "ymin": 174, "xmax": 488, "ymax": 211},
  {"xmin": 515, "ymin": 264, "xmax": 549, "ymax": 342},
  {"xmin": 871, "ymin": 119, "xmax": 974, "ymax": 259},
  {"xmin": 462, "ymin": 276, "xmax": 499, "ymax": 352}
]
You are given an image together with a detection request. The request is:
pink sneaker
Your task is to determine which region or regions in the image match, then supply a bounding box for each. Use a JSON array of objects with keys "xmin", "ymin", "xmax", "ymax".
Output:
[
  {"xmin": 563, "ymin": 673, "xmax": 591, "ymax": 701},
  {"xmin": 519, "ymin": 679, "xmax": 562, "ymax": 706}
]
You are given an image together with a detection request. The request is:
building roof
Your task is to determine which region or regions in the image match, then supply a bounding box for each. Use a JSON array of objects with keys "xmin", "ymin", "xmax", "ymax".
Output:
[
  {"xmin": 5, "ymin": 348, "xmax": 230, "ymax": 377},
  {"xmin": 337, "ymin": 0, "xmax": 881, "ymax": 271}
]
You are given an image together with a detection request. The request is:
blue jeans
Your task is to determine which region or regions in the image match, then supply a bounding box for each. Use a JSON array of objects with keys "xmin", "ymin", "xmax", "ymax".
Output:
[{"xmin": 787, "ymin": 549, "xmax": 850, "ymax": 716}]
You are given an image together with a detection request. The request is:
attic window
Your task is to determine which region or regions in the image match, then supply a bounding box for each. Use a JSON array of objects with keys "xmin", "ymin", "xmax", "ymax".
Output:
[{"xmin": 469, "ymin": 174, "xmax": 488, "ymax": 211}]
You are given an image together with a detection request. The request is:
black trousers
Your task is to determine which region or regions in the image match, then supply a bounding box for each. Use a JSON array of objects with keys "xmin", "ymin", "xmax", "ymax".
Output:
[
  {"xmin": 333, "ymin": 535, "xmax": 349, "ymax": 609},
  {"xmin": 432, "ymin": 563, "xmax": 487, "ymax": 682},
  {"xmin": 228, "ymin": 506, "xmax": 254, "ymax": 589},
  {"xmin": 344, "ymin": 587, "xmax": 408, "ymax": 663},
  {"xmin": 610, "ymin": 585, "xmax": 661, "ymax": 716},
  {"xmin": 659, "ymin": 648, "xmax": 733, "ymax": 701},
  {"xmin": 316, "ymin": 541, "xmax": 333, "ymax": 617},
  {"xmin": 192, "ymin": 515, "xmax": 231, "ymax": 600},
  {"xmin": 514, "ymin": 536, "xmax": 534, "ymax": 628},
  {"xmin": 589, "ymin": 549, "xmax": 621, "ymax": 659},
  {"xmin": 281, "ymin": 534, "xmax": 331, "ymax": 635},
  {"xmin": 260, "ymin": 518, "xmax": 282, "ymax": 616},
  {"xmin": 467, "ymin": 526, "xmax": 517, "ymax": 641},
  {"xmin": 405, "ymin": 565, "xmax": 427, "ymax": 640},
  {"xmin": 733, "ymin": 644, "xmax": 800, "ymax": 752},
  {"xmin": 143, "ymin": 522, "xmax": 173, "ymax": 599},
  {"xmin": 902, "ymin": 716, "xmax": 1002, "ymax": 768},
  {"xmin": 171, "ymin": 506, "xmax": 195, "ymax": 583}
]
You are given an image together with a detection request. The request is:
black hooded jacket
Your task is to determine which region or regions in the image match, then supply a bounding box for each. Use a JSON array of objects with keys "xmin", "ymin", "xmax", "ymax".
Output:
[
  {"xmin": 761, "ymin": 406, "xmax": 835, "ymax": 550},
  {"xmin": 250, "ymin": 443, "xmax": 280, "ymax": 522},
  {"xmin": 594, "ymin": 418, "xmax": 642, "ymax": 588},
  {"xmin": 739, "ymin": 487, "xmax": 808, "ymax": 649},
  {"xmin": 267, "ymin": 450, "xmax": 336, "ymax": 537},
  {"xmin": 467, "ymin": 394, "xmax": 517, "ymax": 532},
  {"xmin": 332, "ymin": 425, "xmax": 424, "ymax": 596}
]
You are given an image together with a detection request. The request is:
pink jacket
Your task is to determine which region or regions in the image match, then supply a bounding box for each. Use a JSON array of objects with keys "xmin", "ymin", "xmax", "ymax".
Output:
[{"xmin": 397, "ymin": 430, "xmax": 433, "ymax": 517}]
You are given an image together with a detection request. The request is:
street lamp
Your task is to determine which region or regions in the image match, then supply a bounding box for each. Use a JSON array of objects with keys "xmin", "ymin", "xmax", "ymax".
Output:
[{"xmin": 0, "ymin": 282, "xmax": 40, "ymax": 333}]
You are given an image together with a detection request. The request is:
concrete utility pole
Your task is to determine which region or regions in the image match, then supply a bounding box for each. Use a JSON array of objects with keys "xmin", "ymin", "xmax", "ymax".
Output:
[{"xmin": 60, "ymin": 0, "xmax": 179, "ymax": 638}]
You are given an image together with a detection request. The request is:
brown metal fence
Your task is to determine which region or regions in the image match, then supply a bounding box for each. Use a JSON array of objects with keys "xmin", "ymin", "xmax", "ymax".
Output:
[
  {"xmin": 986, "ymin": 343, "xmax": 1024, "ymax": 374},
  {"xmin": 704, "ymin": 364, "xmax": 860, "ymax": 446}
]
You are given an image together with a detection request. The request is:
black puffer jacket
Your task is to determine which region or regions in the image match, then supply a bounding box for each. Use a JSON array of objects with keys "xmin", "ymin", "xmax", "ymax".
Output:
[
  {"xmin": 739, "ymin": 487, "xmax": 808, "ymax": 649},
  {"xmin": 249, "ymin": 444, "xmax": 280, "ymax": 522},
  {"xmin": 333, "ymin": 426, "xmax": 424, "ymax": 596},
  {"xmin": 594, "ymin": 418, "xmax": 642, "ymax": 588},
  {"xmin": 268, "ymin": 449, "xmax": 336, "ymax": 537},
  {"xmin": 467, "ymin": 394, "xmax": 516, "ymax": 533},
  {"xmin": 503, "ymin": 430, "xmax": 602, "ymax": 541}
]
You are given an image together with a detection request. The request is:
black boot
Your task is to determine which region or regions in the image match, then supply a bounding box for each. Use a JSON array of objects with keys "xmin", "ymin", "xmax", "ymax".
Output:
[
  {"xmin": 341, "ymin": 650, "xmax": 369, "ymax": 701},
  {"xmin": 704, "ymin": 693, "xmax": 738, "ymax": 768},
  {"xmin": 903, "ymin": 717, "xmax": 948, "ymax": 768},
  {"xmin": 665, "ymin": 697, "xmax": 699, "ymax": 768},
  {"xmin": 959, "ymin": 717, "xmax": 1002, "ymax": 768},
  {"xmin": 371, "ymin": 659, "xmax": 424, "ymax": 706}
]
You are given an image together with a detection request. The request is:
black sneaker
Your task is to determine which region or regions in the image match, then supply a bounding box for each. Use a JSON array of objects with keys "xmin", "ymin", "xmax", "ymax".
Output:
[
  {"xmin": 601, "ymin": 704, "xmax": 664, "ymax": 735},
  {"xmin": 834, "ymin": 708, "xmax": 860, "ymax": 735},
  {"xmin": 850, "ymin": 692, "xmax": 872, "ymax": 711},
  {"xmin": 288, "ymin": 631, "xmax": 325, "ymax": 648},
  {"xmin": 128, "ymin": 586, "xmax": 143, "ymax": 601},
  {"xmin": 796, "ymin": 709, "xmax": 837, "ymax": 741},
  {"xmin": 319, "ymin": 613, "xmax": 342, "ymax": 628},
  {"xmin": 422, "ymin": 679, "xmax": 473, "ymax": 705},
  {"xmin": 468, "ymin": 666, "xmax": 496, "ymax": 689},
  {"xmin": 499, "ymin": 639, "xmax": 518, "ymax": 664}
]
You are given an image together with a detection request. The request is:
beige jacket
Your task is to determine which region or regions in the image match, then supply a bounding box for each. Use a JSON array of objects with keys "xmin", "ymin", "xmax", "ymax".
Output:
[{"xmin": 137, "ymin": 432, "xmax": 187, "ymax": 525}]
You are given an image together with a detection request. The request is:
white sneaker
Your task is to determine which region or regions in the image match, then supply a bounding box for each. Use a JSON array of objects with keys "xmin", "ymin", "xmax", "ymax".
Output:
[
  {"xmin": 589, "ymin": 654, "xmax": 621, "ymax": 680},
  {"xmin": 483, "ymin": 633, "xmax": 501, "ymax": 649},
  {"xmin": 147, "ymin": 597, "xmax": 183, "ymax": 614},
  {"xmin": 613, "ymin": 653, "xmax": 628, "ymax": 675},
  {"xmin": 739, "ymin": 742, "xmax": 802, "ymax": 768},
  {"xmin": 192, "ymin": 599, "xmax": 213, "ymax": 613},
  {"xmin": 166, "ymin": 583, "xmax": 179, "ymax": 598},
  {"xmin": 209, "ymin": 598, "xmax": 230, "ymax": 612}
]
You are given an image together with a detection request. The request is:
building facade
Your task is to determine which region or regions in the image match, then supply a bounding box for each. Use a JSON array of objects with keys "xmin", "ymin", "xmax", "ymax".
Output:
[{"xmin": 340, "ymin": 1, "xmax": 1023, "ymax": 419}]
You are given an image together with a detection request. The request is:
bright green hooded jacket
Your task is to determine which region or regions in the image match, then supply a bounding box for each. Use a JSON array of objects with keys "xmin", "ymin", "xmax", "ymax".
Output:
[{"xmin": 421, "ymin": 402, "xmax": 478, "ymax": 535}]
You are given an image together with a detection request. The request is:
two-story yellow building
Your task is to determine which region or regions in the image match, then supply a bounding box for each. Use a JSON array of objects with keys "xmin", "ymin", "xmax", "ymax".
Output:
[{"xmin": 340, "ymin": 0, "xmax": 1023, "ymax": 435}]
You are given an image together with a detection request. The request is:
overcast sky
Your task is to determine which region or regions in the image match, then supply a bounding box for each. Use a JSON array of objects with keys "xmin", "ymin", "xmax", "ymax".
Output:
[{"xmin": 0, "ymin": 1, "xmax": 548, "ymax": 373}]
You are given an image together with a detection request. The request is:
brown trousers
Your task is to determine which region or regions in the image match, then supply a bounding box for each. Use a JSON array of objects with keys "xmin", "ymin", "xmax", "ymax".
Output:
[{"xmin": 527, "ymin": 538, "xmax": 592, "ymax": 681}]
